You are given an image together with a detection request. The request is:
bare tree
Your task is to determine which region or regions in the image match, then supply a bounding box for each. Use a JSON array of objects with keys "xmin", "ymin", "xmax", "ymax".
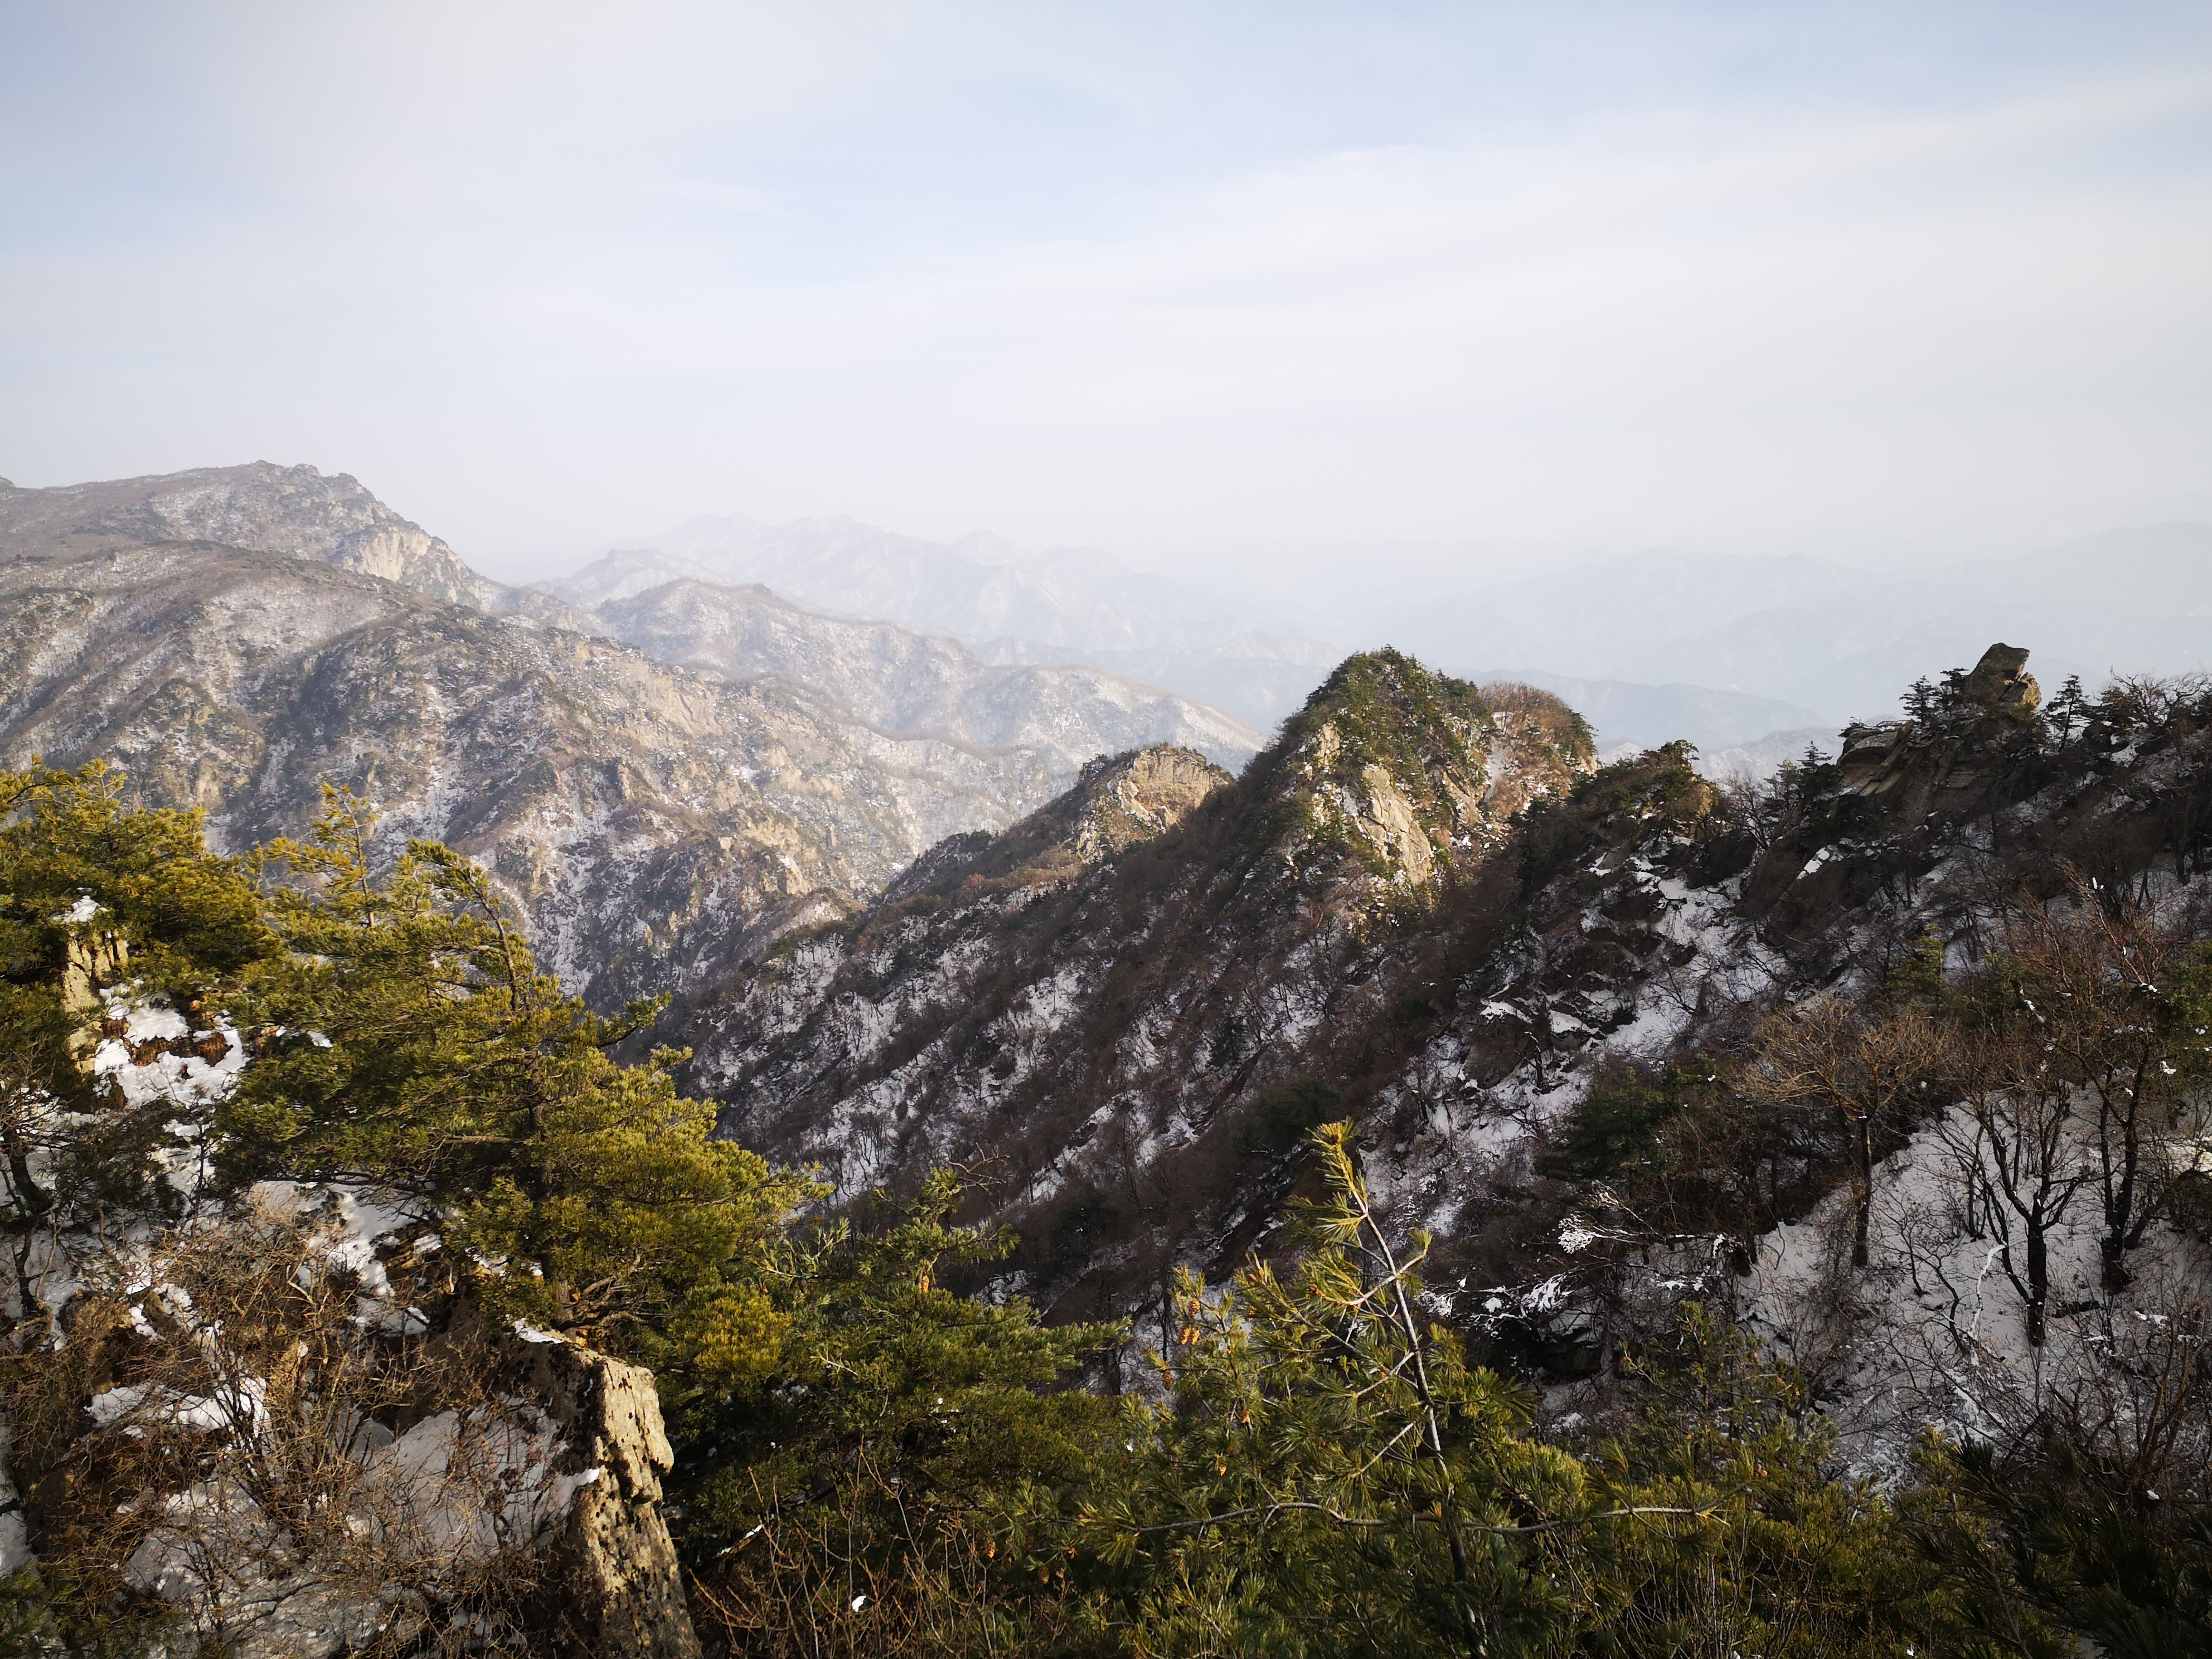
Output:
[
  {"xmin": 1938, "ymin": 1020, "xmax": 2094, "ymax": 1351},
  {"xmin": 1739, "ymin": 997, "xmax": 1945, "ymax": 1268},
  {"xmin": 1993, "ymin": 877, "xmax": 2211, "ymax": 1293},
  {"xmin": 7, "ymin": 1199, "xmax": 560, "ymax": 1655}
]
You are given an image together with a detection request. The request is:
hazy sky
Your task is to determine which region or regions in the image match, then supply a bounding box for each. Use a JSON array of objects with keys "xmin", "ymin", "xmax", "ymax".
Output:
[{"xmin": 3, "ymin": 2, "xmax": 2210, "ymax": 583}]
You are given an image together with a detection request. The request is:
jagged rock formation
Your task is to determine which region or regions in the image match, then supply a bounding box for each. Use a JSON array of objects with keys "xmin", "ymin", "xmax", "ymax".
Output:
[
  {"xmin": 875, "ymin": 744, "xmax": 1234, "ymax": 906},
  {"xmin": 678, "ymin": 644, "xmax": 2212, "ymax": 1431},
  {"xmin": 0, "ymin": 465, "xmax": 1261, "ymax": 1009},
  {"xmin": 1953, "ymin": 640, "xmax": 2040, "ymax": 720},
  {"xmin": 1061, "ymin": 745, "xmax": 1229, "ymax": 862},
  {"xmin": 676, "ymin": 653, "xmax": 1599, "ymax": 1328}
]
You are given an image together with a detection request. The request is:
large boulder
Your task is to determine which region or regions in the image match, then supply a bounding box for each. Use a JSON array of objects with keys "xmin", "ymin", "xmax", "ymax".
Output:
[{"xmin": 1956, "ymin": 641, "xmax": 2041, "ymax": 722}]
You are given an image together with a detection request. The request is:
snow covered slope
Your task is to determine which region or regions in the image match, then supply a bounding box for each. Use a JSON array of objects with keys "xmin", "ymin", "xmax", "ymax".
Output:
[{"xmin": 676, "ymin": 643, "xmax": 2212, "ymax": 1474}]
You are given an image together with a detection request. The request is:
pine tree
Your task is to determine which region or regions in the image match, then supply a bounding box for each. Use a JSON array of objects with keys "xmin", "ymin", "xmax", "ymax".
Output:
[
  {"xmin": 2046, "ymin": 672, "xmax": 2089, "ymax": 744},
  {"xmin": 1562, "ymin": 1308, "xmax": 1945, "ymax": 1658},
  {"xmin": 0, "ymin": 759, "xmax": 273, "ymax": 1234},
  {"xmin": 1084, "ymin": 1122, "xmax": 1591, "ymax": 1657},
  {"xmin": 680, "ymin": 1171, "xmax": 1119, "ymax": 1657},
  {"xmin": 221, "ymin": 787, "xmax": 814, "ymax": 1346}
]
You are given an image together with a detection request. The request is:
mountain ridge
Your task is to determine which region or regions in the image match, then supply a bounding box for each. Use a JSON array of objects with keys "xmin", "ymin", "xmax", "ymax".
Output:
[
  {"xmin": 672, "ymin": 637, "xmax": 2212, "ymax": 1457},
  {"xmin": 675, "ymin": 653, "xmax": 1602, "ymax": 1330},
  {"xmin": 548, "ymin": 560, "xmax": 1264, "ymax": 773},
  {"xmin": 0, "ymin": 464, "xmax": 1262, "ymax": 1012}
]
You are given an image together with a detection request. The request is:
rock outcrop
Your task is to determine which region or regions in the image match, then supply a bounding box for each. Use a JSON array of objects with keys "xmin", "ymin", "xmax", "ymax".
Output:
[
  {"xmin": 1955, "ymin": 639, "xmax": 2040, "ymax": 721},
  {"xmin": 522, "ymin": 1342, "xmax": 701, "ymax": 1659},
  {"xmin": 1065, "ymin": 745, "xmax": 1229, "ymax": 862}
]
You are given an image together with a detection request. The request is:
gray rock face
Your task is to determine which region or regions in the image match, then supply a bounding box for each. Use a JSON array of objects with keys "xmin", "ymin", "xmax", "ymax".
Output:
[
  {"xmin": 0, "ymin": 467, "xmax": 1260, "ymax": 1010},
  {"xmin": 523, "ymin": 1341, "xmax": 701, "ymax": 1659},
  {"xmin": 0, "ymin": 462, "xmax": 501, "ymax": 610},
  {"xmin": 1956, "ymin": 640, "xmax": 2040, "ymax": 720},
  {"xmin": 0, "ymin": 537, "xmax": 1074, "ymax": 1010}
]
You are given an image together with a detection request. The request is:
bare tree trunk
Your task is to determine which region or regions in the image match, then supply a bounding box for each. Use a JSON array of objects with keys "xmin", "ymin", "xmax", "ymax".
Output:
[
  {"xmin": 1850, "ymin": 1116, "xmax": 1873, "ymax": 1269},
  {"xmin": 2024, "ymin": 1226, "xmax": 2049, "ymax": 1348}
]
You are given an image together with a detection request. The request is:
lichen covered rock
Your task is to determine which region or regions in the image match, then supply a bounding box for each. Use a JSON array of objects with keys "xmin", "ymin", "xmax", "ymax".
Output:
[{"xmin": 523, "ymin": 1340, "xmax": 702, "ymax": 1659}]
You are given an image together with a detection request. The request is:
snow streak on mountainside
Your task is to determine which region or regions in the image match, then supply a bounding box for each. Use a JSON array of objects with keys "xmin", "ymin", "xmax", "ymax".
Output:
[
  {"xmin": 675, "ymin": 657, "xmax": 1602, "ymax": 1328},
  {"xmin": 676, "ymin": 643, "xmax": 2212, "ymax": 1471}
]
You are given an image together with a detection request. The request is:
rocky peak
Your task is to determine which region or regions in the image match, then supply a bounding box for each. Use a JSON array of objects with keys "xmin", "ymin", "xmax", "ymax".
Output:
[
  {"xmin": 1955, "ymin": 640, "xmax": 2040, "ymax": 721},
  {"xmin": 1835, "ymin": 641, "xmax": 2046, "ymax": 804},
  {"xmin": 0, "ymin": 462, "xmax": 498, "ymax": 610},
  {"xmin": 1269, "ymin": 650, "xmax": 1594, "ymax": 892},
  {"xmin": 1065, "ymin": 745, "xmax": 1231, "ymax": 861},
  {"xmin": 675, "ymin": 653, "xmax": 1606, "ymax": 1286},
  {"xmin": 882, "ymin": 744, "xmax": 1231, "ymax": 905}
]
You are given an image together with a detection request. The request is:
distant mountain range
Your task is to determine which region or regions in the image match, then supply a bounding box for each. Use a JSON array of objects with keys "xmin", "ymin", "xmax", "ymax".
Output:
[
  {"xmin": 570, "ymin": 567, "xmax": 1259, "ymax": 770},
  {"xmin": 555, "ymin": 518, "xmax": 1841, "ymax": 755},
  {"xmin": 571, "ymin": 517, "xmax": 1340, "ymax": 732},
  {"xmin": 578, "ymin": 512, "xmax": 2212, "ymax": 768},
  {"xmin": 0, "ymin": 464, "xmax": 1262, "ymax": 1011},
  {"xmin": 1463, "ymin": 671, "xmax": 1826, "ymax": 761},
  {"xmin": 1381, "ymin": 525, "xmax": 2212, "ymax": 728},
  {"xmin": 14, "ymin": 460, "xmax": 2203, "ymax": 1023}
]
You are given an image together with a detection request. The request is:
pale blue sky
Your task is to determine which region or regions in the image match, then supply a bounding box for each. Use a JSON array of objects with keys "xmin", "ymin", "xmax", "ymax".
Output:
[{"xmin": 3, "ymin": 2, "xmax": 2209, "ymax": 582}]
